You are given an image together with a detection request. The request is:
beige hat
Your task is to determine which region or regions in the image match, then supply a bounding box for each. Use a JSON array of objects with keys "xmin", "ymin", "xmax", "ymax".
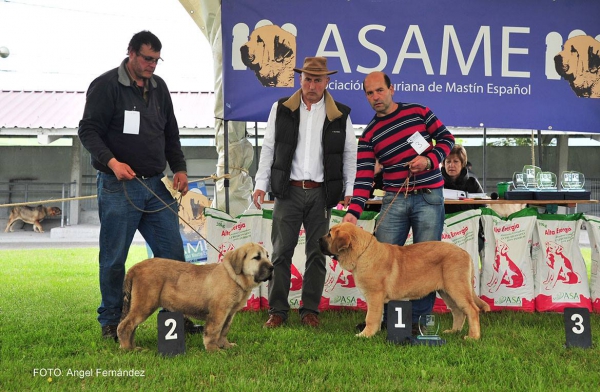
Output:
[{"xmin": 293, "ymin": 56, "xmax": 337, "ymax": 75}]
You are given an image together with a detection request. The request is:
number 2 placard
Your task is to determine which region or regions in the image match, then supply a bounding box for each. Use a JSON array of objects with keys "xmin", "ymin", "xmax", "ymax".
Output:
[{"xmin": 158, "ymin": 311, "xmax": 186, "ymax": 356}]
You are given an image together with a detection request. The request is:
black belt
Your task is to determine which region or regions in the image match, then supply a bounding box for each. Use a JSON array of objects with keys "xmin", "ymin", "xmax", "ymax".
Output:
[
  {"xmin": 290, "ymin": 180, "xmax": 322, "ymax": 189},
  {"xmin": 399, "ymin": 188, "xmax": 432, "ymax": 195},
  {"xmin": 136, "ymin": 173, "xmax": 160, "ymax": 180}
]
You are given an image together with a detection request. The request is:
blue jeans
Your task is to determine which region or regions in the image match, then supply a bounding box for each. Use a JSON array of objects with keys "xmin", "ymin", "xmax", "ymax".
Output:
[
  {"xmin": 96, "ymin": 172, "xmax": 184, "ymax": 327},
  {"xmin": 376, "ymin": 187, "xmax": 445, "ymax": 324}
]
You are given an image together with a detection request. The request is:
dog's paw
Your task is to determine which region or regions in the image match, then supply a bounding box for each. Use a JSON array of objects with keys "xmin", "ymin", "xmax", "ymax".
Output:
[
  {"xmin": 204, "ymin": 344, "xmax": 222, "ymax": 352},
  {"xmin": 222, "ymin": 342, "xmax": 237, "ymax": 349},
  {"xmin": 442, "ymin": 328, "xmax": 459, "ymax": 334}
]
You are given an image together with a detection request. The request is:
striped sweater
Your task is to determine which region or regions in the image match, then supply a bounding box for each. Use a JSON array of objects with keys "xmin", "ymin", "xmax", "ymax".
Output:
[{"xmin": 347, "ymin": 102, "xmax": 455, "ymax": 219}]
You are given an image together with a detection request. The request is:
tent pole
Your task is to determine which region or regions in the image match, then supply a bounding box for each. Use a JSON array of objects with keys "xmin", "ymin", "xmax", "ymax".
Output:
[
  {"xmin": 482, "ymin": 125, "xmax": 487, "ymax": 192},
  {"xmin": 254, "ymin": 122, "xmax": 259, "ymax": 176},
  {"xmin": 537, "ymin": 129, "xmax": 542, "ymax": 168},
  {"xmin": 224, "ymin": 120, "xmax": 230, "ymax": 214}
]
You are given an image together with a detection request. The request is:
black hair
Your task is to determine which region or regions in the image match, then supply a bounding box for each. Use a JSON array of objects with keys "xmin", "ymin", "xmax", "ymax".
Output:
[{"xmin": 127, "ymin": 30, "xmax": 162, "ymax": 54}]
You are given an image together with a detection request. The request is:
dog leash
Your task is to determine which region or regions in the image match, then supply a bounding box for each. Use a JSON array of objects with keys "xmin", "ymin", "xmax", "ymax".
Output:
[
  {"xmin": 123, "ymin": 177, "xmax": 224, "ymax": 256},
  {"xmin": 354, "ymin": 171, "xmax": 415, "ymax": 261}
]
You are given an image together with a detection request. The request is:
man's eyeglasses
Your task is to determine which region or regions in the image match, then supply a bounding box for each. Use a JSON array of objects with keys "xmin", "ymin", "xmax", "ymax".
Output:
[{"xmin": 136, "ymin": 52, "xmax": 163, "ymax": 64}]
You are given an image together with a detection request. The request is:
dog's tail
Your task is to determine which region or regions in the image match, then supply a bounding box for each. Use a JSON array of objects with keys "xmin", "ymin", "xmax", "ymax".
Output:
[
  {"xmin": 120, "ymin": 273, "xmax": 133, "ymax": 322},
  {"xmin": 473, "ymin": 290, "xmax": 491, "ymax": 312}
]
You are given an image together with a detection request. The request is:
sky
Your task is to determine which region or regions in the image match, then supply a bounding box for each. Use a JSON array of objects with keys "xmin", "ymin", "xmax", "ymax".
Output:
[{"xmin": 0, "ymin": 0, "xmax": 214, "ymax": 91}]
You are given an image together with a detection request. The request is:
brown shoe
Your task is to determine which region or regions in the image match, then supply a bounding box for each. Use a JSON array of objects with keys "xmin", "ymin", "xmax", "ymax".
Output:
[
  {"xmin": 264, "ymin": 314, "xmax": 285, "ymax": 328},
  {"xmin": 301, "ymin": 313, "xmax": 320, "ymax": 327}
]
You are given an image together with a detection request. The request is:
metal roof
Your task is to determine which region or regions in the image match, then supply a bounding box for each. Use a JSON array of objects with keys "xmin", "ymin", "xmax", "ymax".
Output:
[
  {"xmin": 1, "ymin": 90, "xmax": 596, "ymax": 141},
  {"xmin": 0, "ymin": 90, "xmax": 216, "ymax": 136}
]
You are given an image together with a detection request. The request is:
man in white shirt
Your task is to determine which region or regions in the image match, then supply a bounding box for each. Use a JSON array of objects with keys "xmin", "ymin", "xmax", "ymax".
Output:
[{"xmin": 252, "ymin": 57, "xmax": 357, "ymax": 328}]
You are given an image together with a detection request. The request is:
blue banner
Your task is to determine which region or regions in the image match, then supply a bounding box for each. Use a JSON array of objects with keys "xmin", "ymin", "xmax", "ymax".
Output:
[{"xmin": 222, "ymin": 0, "xmax": 600, "ymax": 133}]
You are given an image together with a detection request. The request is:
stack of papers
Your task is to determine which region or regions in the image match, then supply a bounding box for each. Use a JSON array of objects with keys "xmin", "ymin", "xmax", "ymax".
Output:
[
  {"xmin": 443, "ymin": 189, "xmax": 466, "ymax": 199},
  {"xmin": 443, "ymin": 189, "xmax": 490, "ymax": 200},
  {"xmin": 466, "ymin": 193, "xmax": 490, "ymax": 199}
]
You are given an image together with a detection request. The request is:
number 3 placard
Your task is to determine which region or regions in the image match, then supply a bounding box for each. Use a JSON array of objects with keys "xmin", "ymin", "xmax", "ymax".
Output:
[{"xmin": 564, "ymin": 307, "xmax": 592, "ymax": 349}]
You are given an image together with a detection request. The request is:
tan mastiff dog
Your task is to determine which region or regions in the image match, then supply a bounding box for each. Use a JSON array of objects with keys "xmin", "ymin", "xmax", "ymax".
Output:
[
  {"xmin": 117, "ymin": 242, "xmax": 273, "ymax": 351},
  {"xmin": 319, "ymin": 222, "xmax": 489, "ymax": 339},
  {"xmin": 554, "ymin": 35, "xmax": 600, "ymax": 98}
]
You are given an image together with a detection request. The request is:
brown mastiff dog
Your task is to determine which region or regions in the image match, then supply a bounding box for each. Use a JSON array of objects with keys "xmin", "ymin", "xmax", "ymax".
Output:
[
  {"xmin": 240, "ymin": 24, "xmax": 296, "ymax": 87},
  {"xmin": 4, "ymin": 205, "xmax": 61, "ymax": 233},
  {"xmin": 319, "ymin": 222, "xmax": 489, "ymax": 339},
  {"xmin": 554, "ymin": 35, "xmax": 600, "ymax": 98},
  {"xmin": 117, "ymin": 242, "xmax": 273, "ymax": 351}
]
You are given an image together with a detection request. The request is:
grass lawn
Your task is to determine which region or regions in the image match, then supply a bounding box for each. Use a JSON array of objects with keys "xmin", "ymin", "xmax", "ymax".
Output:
[{"xmin": 1, "ymin": 245, "xmax": 599, "ymax": 392}]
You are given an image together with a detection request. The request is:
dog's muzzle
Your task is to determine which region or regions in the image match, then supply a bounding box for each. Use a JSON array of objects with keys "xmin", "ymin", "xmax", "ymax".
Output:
[
  {"xmin": 256, "ymin": 263, "xmax": 274, "ymax": 283},
  {"xmin": 318, "ymin": 237, "xmax": 336, "ymax": 257}
]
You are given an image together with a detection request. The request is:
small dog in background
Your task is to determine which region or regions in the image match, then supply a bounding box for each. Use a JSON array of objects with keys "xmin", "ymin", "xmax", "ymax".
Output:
[{"xmin": 4, "ymin": 205, "xmax": 62, "ymax": 233}]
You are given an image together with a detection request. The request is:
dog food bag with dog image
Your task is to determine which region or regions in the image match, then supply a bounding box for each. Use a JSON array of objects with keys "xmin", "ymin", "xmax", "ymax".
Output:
[
  {"xmin": 480, "ymin": 207, "xmax": 537, "ymax": 312},
  {"xmin": 257, "ymin": 209, "xmax": 378, "ymax": 312},
  {"xmin": 532, "ymin": 213, "xmax": 590, "ymax": 312},
  {"xmin": 203, "ymin": 207, "xmax": 264, "ymax": 310},
  {"xmin": 322, "ymin": 209, "xmax": 379, "ymax": 311},
  {"xmin": 433, "ymin": 209, "xmax": 483, "ymax": 313},
  {"xmin": 582, "ymin": 215, "xmax": 600, "ymax": 313},
  {"xmin": 258, "ymin": 207, "xmax": 309, "ymax": 310}
]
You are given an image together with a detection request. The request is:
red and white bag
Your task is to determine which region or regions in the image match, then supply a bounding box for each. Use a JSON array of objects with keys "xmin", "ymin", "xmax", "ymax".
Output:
[
  {"xmin": 532, "ymin": 213, "xmax": 591, "ymax": 312},
  {"xmin": 203, "ymin": 207, "xmax": 264, "ymax": 310},
  {"xmin": 583, "ymin": 215, "xmax": 600, "ymax": 313},
  {"xmin": 480, "ymin": 207, "xmax": 537, "ymax": 312},
  {"xmin": 321, "ymin": 210, "xmax": 378, "ymax": 311},
  {"xmin": 434, "ymin": 209, "xmax": 483, "ymax": 313},
  {"xmin": 259, "ymin": 209, "xmax": 378, "ymax": 311}
]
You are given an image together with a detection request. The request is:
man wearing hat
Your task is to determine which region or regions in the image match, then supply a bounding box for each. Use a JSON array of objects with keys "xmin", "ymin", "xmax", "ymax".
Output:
[{"xmin": 252, "ymin": 57, "xmax": 357, "ymax": 328}]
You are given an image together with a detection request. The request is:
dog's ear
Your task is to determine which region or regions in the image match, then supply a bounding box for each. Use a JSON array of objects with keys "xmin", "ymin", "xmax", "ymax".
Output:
[
  {"xmin": 273, "ymin": 34, "xmax": 294, "ymax": 62},
  {"xmin": 225, "ymin": 248, "xmax": 245, "ymax": 275},
  {"xmin": 331, "ymin": 231, "xmax": 351, "ymax": 254},
  {"xmin": 588, "ymin": 44, "xmax": 600, "ymax": 73}
]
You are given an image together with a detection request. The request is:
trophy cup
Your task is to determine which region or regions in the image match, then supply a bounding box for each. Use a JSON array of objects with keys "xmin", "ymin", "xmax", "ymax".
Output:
[
  {"xmin": 415, "ymin": 314, "xmax": 446, "ymax": 345},
  {"xmin": 560, "ymin": 171, "xmax": 589, "ymax": 200},
  {"xmin": 536, "ymin": 172, "xmax": 557, "ymax": 190},
  {"xmin": 522, "ymin": 165, "xmax": 541, "ymax": 189},
  {"xmin": 561, "ymin": 171, "xmax": 585, "ymax": 190},
  {"xmin": 513, "ymin": 172, "xmax": 528, "ymax": 189}
]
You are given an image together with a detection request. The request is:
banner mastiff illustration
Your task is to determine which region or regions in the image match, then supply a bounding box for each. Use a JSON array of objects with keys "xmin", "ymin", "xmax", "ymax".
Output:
[{"xmin": 222, "ymin": 0, "xmax": 600, "ymax": 132}]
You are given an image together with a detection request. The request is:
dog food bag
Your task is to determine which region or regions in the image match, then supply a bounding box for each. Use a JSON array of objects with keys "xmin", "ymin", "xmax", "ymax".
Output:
[
  {"xmin": 480, "ymin": 207, "xmax": 537, "ymax": 312},
  {"xmin": 203, "ymin": 207, "xmax": 263, "ymax": 310},
  {"xmin": 582, "ymin": 215, "xmax": 600, "ymax": 313},
  {"xmin": 258, "ymin": 208, "xmax": 308, "ymax": 310},
  {"xmin": 321, "ymin": 210, "xmax": 379, "ymax": 311},
  {"xmin": 433, "ymin": 209, "xmax": 483, "ymax": 313},
  {"xmin": 532, "ymin": 213, "xmax": 591, "ymax": 312},
  {"xmin": 145, "ymin": 182, "xmax": 211, "ymax": 264}
]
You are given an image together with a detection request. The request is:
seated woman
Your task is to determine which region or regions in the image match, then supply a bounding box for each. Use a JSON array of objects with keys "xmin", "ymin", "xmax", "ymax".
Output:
[
  {"xmin": 442, "ymin": 144, "xmax": 484, "ymax": 214},
  {"xmin": 442, "ymin": 144, "xmax": 485, "ymax": 251}
]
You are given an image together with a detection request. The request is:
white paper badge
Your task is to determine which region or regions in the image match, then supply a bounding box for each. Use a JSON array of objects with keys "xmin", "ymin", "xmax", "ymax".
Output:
[
  {"xmin": 123, "ymin": 110, "xmax": 140, "ymax": 135},
  {"xmin": 407, "ymin": 132, "xmax": 429, "ymax": 155}
]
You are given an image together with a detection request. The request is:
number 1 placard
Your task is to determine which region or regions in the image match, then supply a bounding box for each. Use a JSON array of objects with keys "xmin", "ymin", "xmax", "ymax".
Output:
[{"xmin": 387, "ymin": 300, "xmax": 412, "ymax": 344}]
